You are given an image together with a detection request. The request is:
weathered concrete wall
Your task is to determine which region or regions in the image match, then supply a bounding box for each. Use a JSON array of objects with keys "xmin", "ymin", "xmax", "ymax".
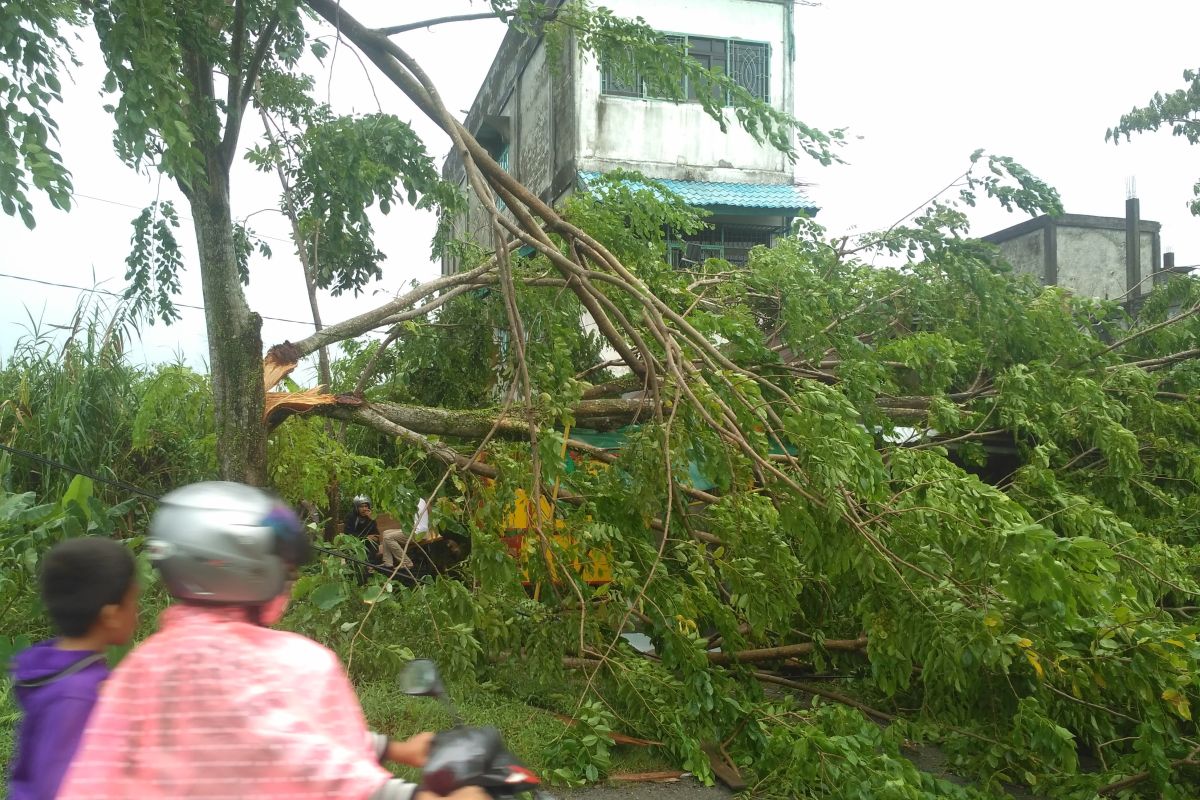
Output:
[
  {"xmin": 575, "ymin": 0, "xmax": 794, "ymax": 183},
  {"xmin": 445, "ymin": 33, "xmax": 559, "ymax": 270},
  {"xmin": 518, "ymin": 42, "xmax": 553, "ymax": 198},
  {"xmin": 993, "ymin": 230, "xmax": 1045, "ymax": 283},
  {"xmin": 1057, "ymin": 227, "xmax": 1125, "ymax": 300},
  {"xmin": 1056, "ymin": 226, "xmax": 1157, "ymax": 300},
  {"xmin": 1138, "ymin": 231, "xmax": 1155, "ymax": 294},
  {"xmin": 551, "ymin": 36, "xmax": 578, "ymax": 204}
]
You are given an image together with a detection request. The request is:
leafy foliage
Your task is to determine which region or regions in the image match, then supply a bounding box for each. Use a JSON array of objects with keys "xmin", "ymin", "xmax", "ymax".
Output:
[
  {"xmin": 232, "ymin": 222, "xmax": 273, "ymax": 285},
  {"xmin": 5, "ymin": 3, "xmax": 1200, "ymax": 798},
  {"xmin": 247, "ymin": 107, "xmax": 465, "ymax": 295},
  {"xmin": 274, "ymin": 163, "xmax": 1200, "ymax": 797},
  {"xmin": 0, "ymin": 0, "xmax": 76, "ymax": 228},
  {"xmin": 0, "ymin": 478, "xmax": 140, "ymax": 651},
  {"xmin": 1108, "ymin": 67, "xmax": 1200, "ymax": 215},
  {"xmin": 124, "ymin": 200, "xmax": 185, "ymax": 324},
  {"xmin": 0, "ymin": 300, "xmax": 214, "ymax": 500}
]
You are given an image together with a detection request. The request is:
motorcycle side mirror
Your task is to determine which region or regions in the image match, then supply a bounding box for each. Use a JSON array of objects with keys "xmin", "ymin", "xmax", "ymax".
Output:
[{"xmin": 400, "ymin": 659, "xmax": 444, "ymax": 698}]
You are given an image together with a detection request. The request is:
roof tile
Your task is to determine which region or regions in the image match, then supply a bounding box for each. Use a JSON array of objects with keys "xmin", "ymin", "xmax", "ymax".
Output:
[{"xmin": 579, "ymin": 171, "xmax": 817, "ymax": 213}]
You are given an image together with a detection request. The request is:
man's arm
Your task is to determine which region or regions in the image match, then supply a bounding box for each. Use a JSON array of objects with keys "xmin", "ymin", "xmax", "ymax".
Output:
[
  {"xmin": 370, "ymin": 731, "xmax": 433, "ymax": 768},
  {"xmin": 369, "ymin": 782, "xmax": 488, "ymax": 800}
]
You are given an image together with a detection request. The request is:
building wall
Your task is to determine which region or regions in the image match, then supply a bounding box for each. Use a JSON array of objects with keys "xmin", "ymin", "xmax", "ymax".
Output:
[
  {"xmin": 993, "ymin": 229, "xmax": 1045, "ymax": 283},
  {"xmin": 518, "ymin": 43, "xmax": 553, "ymax": 198},
  {"xmin": 453, "ymin": 91, "xmax": 519, "ymax": 252},
  {"xmin": 446, "ymin": 34, "xmax": 562, "ymax": 268},
  {"xmin": 575, "ymin": 0, "xmax": 794, "ymax": 184},
  {"xmin": 1056, "ymin": 226, "xmax": 1156, "ymax": 301}
]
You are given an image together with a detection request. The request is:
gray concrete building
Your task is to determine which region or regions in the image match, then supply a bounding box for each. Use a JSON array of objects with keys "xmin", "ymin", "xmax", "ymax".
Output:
[
  {"xmin": 442, "ymin": 0, "xmax": 816, "ymax": 274},
  {"xmin": 981, "ymin": 198, "xmax": 1170, "ymax": 307}
]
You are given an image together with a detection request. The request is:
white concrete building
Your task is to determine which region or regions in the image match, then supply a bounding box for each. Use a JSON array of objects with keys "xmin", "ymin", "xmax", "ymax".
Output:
[{"xmin": 443, "ymin": 0, "xmax": 816, "ymax": 274}]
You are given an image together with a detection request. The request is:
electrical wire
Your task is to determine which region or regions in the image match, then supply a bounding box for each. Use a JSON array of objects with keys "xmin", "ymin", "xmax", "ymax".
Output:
[
  {"xmin": 0, "ymin": 271, "xmax": 319, "ymax": 328},
  {"xmin": 0, "ymin": 442, "xmax": 159, "ymax": 500},
  {"xmin": 73, "ymin": 192, "xmax": 296, "ymax": 246}
]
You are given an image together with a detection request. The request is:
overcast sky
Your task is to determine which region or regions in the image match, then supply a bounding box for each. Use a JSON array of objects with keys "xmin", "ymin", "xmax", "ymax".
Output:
[{"xmin": 2, "ymin": 0, "xmax": 1198, "ymax": 380}]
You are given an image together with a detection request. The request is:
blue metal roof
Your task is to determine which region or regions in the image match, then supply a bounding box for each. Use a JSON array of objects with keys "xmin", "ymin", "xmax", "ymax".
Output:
[{"xmin": 578, "ymin": 171, "xmax": 817, "ymax": 214}]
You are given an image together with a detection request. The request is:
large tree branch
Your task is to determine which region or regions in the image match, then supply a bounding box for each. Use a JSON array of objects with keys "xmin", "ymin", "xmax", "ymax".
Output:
[
  {"xmin": 303, "ymin": 0, "xmax": 653, "ymax": 383},
  {"xmin": 375, "ymin": 7, "xmax": 561, "ymax": 37},
  {"xmin": 1097, "ymin": 745, "xmax": 1200, "ymax": 796},
  {"xmin": 1095, "ymin": 299, "xmax": 1200, "ymax": 358},
  {"xmin": 227, "ymin": 0, "xmax": 247, "ymax": 120},
  {"xmin": 1115, "ymin": 347, "xmax": 1200, "ymax": 373},
  {"xmin": 277, "ymin": 260, "xmax": 497, "ymax": 360},
  {"xmin": 221, "ymin": 14, "xmax": 279, "ymax": 167},
  {"xmin": 375, "ymin": 12, "xmax": 501, "ymax": 36},
  {"xmin": 359, "ymin": 398, "xmax": 652, "ymax": 439},
  {"xmin": 324, "ymin": 403, "xmax": 723, "ymax": 548},
  {"xmin": 705, "ymin": 636, "xmax": 868, "ymax": 665}
]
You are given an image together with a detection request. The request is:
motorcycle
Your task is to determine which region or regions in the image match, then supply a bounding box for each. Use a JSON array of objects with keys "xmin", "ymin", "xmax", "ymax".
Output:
[{"xmin": 400, "ymin": 659, "xmax": 556, "ymax": 799}]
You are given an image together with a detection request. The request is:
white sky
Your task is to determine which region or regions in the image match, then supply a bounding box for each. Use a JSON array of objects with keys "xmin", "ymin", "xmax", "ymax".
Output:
[{"xmin": 2, "ymin": 0, "xmax": 1198, "ymax": 380}]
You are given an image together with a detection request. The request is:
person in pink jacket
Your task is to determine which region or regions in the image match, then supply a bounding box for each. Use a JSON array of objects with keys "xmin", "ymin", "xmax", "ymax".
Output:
[{"xmin": 58, "ymin": 481, "xmax": 485, "ymax": 800}]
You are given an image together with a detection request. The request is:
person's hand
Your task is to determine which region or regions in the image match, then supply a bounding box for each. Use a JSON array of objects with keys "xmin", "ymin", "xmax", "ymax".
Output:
[
  {"xmin": 385, "ymin": 731, "xmax": 435, "ymax": 768},
  {"xmin": 367, "ymin": 534, "xmax": 380, "ymax": 543},
  {"xmin": 447, "ymin": 789, "xmax": 490, "ymax": 800},
  {"xmin": 415, "ymin": 789, "xmax": 488, "ymax": 800}
]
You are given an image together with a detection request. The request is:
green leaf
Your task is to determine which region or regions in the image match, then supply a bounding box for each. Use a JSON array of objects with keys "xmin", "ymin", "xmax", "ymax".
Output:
[{"xmin": 311, "ymin": 582, "xmax": 346, "ymax": 611}]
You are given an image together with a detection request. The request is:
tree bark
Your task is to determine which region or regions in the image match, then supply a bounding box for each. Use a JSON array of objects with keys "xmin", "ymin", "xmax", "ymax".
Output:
[
  {"xmin": 191, "ymin": 174, "xmax": 268, "ymax": 484},
  {"xmin": 177, "ymin": 33, "xmax": 269, "ymax": 485},
  {"xmin": 705, "ymin": 636, "xmax": 868, "ymax": 665}
]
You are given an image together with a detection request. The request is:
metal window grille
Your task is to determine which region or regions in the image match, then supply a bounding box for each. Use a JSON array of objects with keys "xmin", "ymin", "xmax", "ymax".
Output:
[
  {"xmin": 668, "ymin": 224, "xmax": 776, "ymax": 267},
  {"xmin": 730, "ymin": 41, "xmax": 769, "ymax": 103},
  {"xmin": 684, "ymin": 37, "xmax": 726, "ymax": 103},
  {"xmin": 601, "ymin": 35, "xmax": 769, "ymax": 106},
  {"xmin": 495, "ymin": 144, "xmax": 510, "ymax": 211},
  {"xmin": 601, "ymin": 47, "xmax": 643, "ymax": 97}
]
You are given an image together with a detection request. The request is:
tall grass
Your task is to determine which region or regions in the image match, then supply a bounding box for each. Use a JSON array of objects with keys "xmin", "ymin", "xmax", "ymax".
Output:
[{"xmin": 0, "ymin": 296, "xmax": 215, "ymax": 502}]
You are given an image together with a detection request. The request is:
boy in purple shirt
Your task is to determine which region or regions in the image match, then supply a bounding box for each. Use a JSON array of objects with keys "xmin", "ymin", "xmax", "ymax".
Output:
[{"xmin": 7, "ymin": 536, "xmax": 139, "ymax": 800}]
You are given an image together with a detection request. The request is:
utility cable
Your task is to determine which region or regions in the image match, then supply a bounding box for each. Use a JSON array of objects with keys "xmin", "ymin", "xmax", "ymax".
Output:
[{"xmin": 0, "ymin": 271, "xmax": 319, "ymax": 328}]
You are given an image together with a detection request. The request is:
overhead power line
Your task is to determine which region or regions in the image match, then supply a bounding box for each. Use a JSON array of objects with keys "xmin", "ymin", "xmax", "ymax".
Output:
[
  {"xmin": 0, "ymin": 271, "xmax": 319, "ymax": 328},
  {"xmin": 74, "ymin": 192, "xmax": 297, "ymax": 246}
]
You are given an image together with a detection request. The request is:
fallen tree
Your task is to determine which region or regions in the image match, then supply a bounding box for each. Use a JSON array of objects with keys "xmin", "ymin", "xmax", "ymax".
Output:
[
  {"xmin": 267, "ymin": 127, "xmax": 1200, "ymax": 800},
  {"xmin": 6, "ymin": 1, "xmax": 1200, "ymax": 797},
  {"xmin": 272, "ymin": 7, "xmax": 1200, "ymax": 797}
]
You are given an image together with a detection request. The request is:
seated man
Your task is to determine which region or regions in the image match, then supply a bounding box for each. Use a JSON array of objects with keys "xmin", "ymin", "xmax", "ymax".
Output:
[
  {"xmin": 378, "ymin": 496, "xmax": 436, "ymax": 572},
  {"xmin": 344, "ymin": 494, "xmax": 382, "ymax": 574},
  {"xmin": 344, "ymin": 495, "xmax": 379, "ymax": 542}
]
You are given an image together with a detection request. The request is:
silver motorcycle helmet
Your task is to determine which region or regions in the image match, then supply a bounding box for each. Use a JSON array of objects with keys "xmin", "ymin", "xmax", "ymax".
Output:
[
  {"xmin": 147, "ymin": 481, "xmax": 311, "ymax": 605},
  {"xmin": 352, "ymin": 495, "xmax": 371, "ymax": 508}
]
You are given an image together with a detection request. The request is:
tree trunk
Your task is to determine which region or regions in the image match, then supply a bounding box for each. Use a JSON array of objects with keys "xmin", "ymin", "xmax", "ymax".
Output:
[{"xmin": 190, "ymin": 170, "xmax": 268, "ymax": 485}]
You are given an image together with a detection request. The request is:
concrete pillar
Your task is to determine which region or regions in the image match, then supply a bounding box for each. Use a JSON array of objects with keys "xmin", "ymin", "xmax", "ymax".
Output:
[{"xmin": 1125, "ymin": 197, "xmax": 1141, "ymax": 297}]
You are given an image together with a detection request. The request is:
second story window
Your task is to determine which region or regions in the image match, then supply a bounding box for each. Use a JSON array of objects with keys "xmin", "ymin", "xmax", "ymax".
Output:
[{"xmin": 602, "ymin": 35, "xmax": 770, "ymax": 105}]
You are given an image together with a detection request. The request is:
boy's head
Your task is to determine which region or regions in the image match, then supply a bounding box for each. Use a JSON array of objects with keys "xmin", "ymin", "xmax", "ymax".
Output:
[{"xmin": 40, "ymin": 536, "xmax": 139, "ymax": 646}]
